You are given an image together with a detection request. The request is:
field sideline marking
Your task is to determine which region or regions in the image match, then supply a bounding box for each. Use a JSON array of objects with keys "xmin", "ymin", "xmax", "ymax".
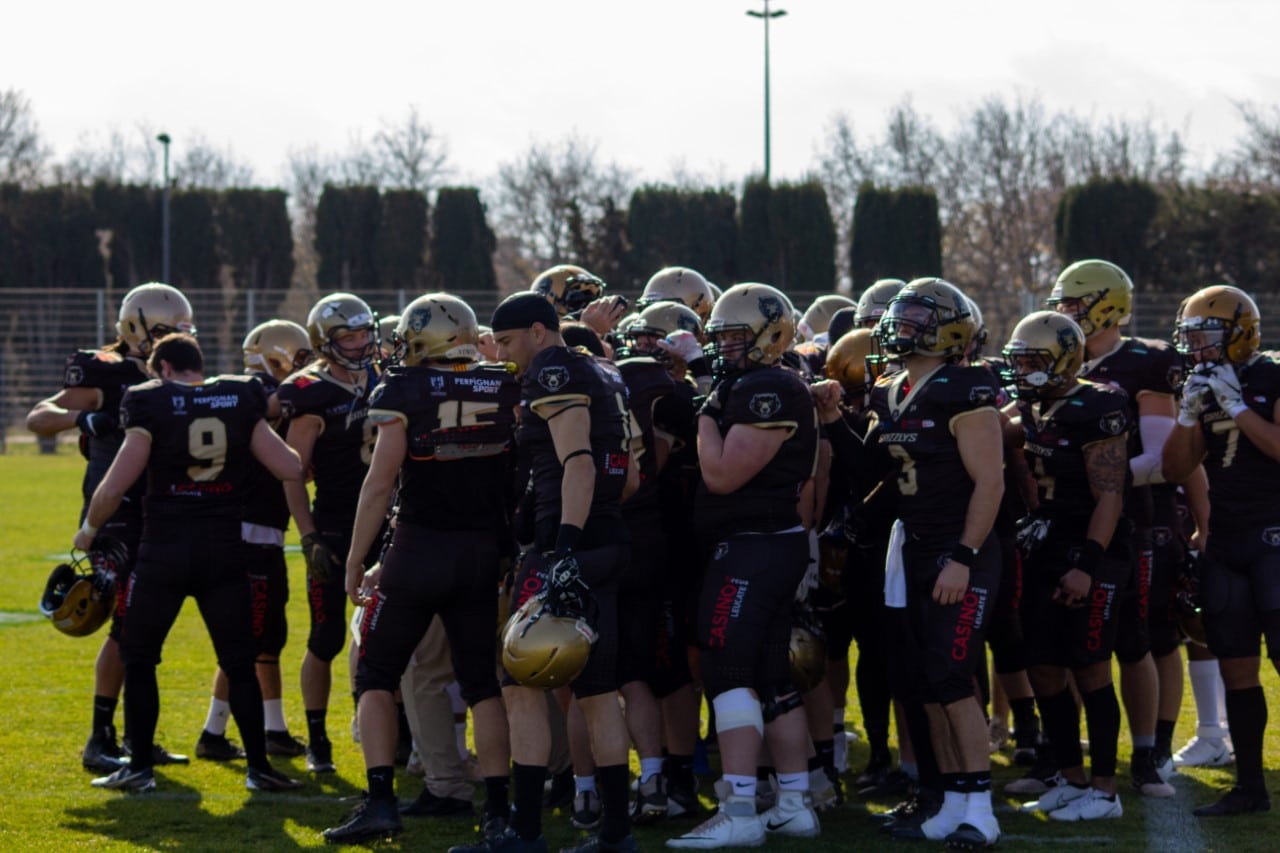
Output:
[{"xmin": 1144, "ymin": 774, "xmax": 1209, "ymax": 853}]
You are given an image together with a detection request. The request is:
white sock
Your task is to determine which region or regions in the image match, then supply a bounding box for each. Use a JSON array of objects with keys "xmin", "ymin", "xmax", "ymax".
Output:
[
  {"xmin": 574, "ymin": 774, "xmax": 597, "ymax": 794},
  {"xmin": 776, "ymin": 771, "xmax": 808, "ymax": 792},
  {"xmin": 455, "ymin": 721, "xmax": 468, "ymax": 760},
  {"xmin": 640, "ymin": 757, "xmax": 664, "ymax": 783},
  {"xmin": 263, "ymin": 699, "xmax": 286, "ymax": 732},
  {"xmin": 204, "ymin": 697, "xmax": 230, "ymax": 737},
  {"xmin": 1188, "ymin": 660, "xmax": 1228, "ymax": 739},
  {"xmin": 922, "ymin": 790, "xmax": 967, "ymax": 839},
  {"xmin": 724, "ymin": 774, "xmax": 756, "ymax": 799}
]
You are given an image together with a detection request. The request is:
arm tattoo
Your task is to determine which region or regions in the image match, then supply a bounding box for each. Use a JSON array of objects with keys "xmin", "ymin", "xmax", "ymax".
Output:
[{"xmin": 1085, "ymin": 436, "xmax": 1127, "ymax": 495}]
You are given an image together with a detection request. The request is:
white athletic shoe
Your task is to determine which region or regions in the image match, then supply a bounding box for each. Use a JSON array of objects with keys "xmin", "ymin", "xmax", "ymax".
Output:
[
  {"xmin": 1022, "ymin": 774, "xmax": 1089, "ymax": 813},
  {"xmin": 1048, "ymin": 787, "xmax": 1123, "ymax": 821},
  {"xmin": 1172, "ymin": 736, "xmax": 1234, "ymax": 768},
  {"xmin": 760, "ymin": 791, "xmax": 819, "ymax": 838},
  {"xmin": 808, "ymin": 768, "xmax": 838, "ymax": 812},
  {"xmin": 666, "ymin": 796, "xmax": 764, "ymax": 848}
]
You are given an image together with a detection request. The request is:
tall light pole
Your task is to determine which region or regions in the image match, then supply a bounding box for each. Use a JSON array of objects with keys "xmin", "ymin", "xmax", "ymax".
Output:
[
  {"xmin": 746, "ymin": 2, "xmax": 786, "ymax": 183},
  {"xmin": 157, "ymin": 133, "xmax": 171, "ymax": 282}
]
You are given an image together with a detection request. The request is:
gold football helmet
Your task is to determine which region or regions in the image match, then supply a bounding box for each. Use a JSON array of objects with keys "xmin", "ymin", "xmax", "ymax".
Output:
[
  {"xmin": 1047, "ymin": 259, "xmax": 1133, "ymax": 337},
  {"xmin": 116, "ymin": 283, "xmax": 195, "ymax": 355},
  {"xmin": 1002, "ymin": 311, "xmax": 1086, "ymax": 401},
  {"xmin": 879, "ymin": 278, "xmax": 972, "ymax": 359},
  {"xmin": 628, "ymin": 302, "xmax": 704, "ymax": 345},
  {"xmin": 395, "ymin": 294, "xmax": 480, "ymax": 366},
  {"xmin": 799, "ymin": 294, "xmax": 858, "ymax": 342},
  {"xmin": 242, "ymin": 319, "xmax": 312, "ymax": 381},
  {"xmin": 501, "ymin": 595, "xmax": 596, "ymax": 690},
  {"xmin": 789, "ymin": 611, "xmax": 828, "ymax": 692},
  {"xmin": 1175, "ymin": 284, "xmax": 1261, "ymax": 367},
  {"xmin": 854, "ymin": 279, "xmax": 906, "ymax": 328},
  {"xmin": 704, "ymin": 283, "xmax": 795, "ymax": 371},
  {"xmin": 825, "ymin": 328, "xmax": 875, "ymax": 397},
  {"xmin": 306, "ymin": 292, "xmax": 378, "ymax": 370},
  {"xmin": 39, "ymin": 537, "xmax": 127, "ymax": 638},
  {"xmin": 638, "ymin": 267, "xmax": 715, "ymax": 323},
  {"xmin": 530, "ymin": 264, "xmax": 606, "ymax": 317}
]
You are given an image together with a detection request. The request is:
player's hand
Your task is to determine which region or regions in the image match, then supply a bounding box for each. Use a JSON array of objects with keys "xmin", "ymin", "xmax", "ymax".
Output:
[
  {"xmin": 1015, "ymin": 513, "xmax": 1052, "ymax": 554},
  {"xmin": 345, "ymin": 560, "xmax": 368, "ymax": 606},
  {"xmin": 809, "ymin": 379, "xmax": 843, "ymax": 424},
  {"xmin": 932, "ymin": 559, "xmax": 970, "ymax": 606},
  {"xmin": 75, "ymin": 410, "xmax": 117, "ymax": 438},
  {"xmin": 72, "ymin": 528, "xmax": 95, "ymax": 553},
  {"xmin": 1206, "ymin": 362, "xmax": 1245, "ymax": 416},
  {"xmin": 655, "ymin": 330, "xmax": 705, "ymax": 365},
  {"xmin": 301, "ymin": 532, "xmax": 340, "ymax": 583},
  {"xmin": 1177, "ymin": 373, "xmax": 1212, "ymax": 427},
  {"xmin": 1054, "ymin": 568, "xmax": 1092, "ymax": 607},
  {"xmin": 580, "ymin": 296, "xmax": 629, "ymax": 336}
]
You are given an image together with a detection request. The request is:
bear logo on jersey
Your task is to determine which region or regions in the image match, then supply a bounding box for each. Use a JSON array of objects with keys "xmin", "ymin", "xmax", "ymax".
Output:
[
  {"xmin": 713, "ymin": 542, "xmax": 730, "ymax": 561},
  {"xmin": 1099, "ymin": 411, "xmax": 1126, "ymax": 436},
  {"xmin": 969, "ymin": 386, "xmax": 996, "ymax": 406},
  {"xmin": 538, "ymin": 366, "xmax": 570, "ymax": 392},
  {"xmin": 65, "ymin": 365, "xmax": 84, "ymax": 386},
  {"xmin": 1262, "ymin": 527, "xmax": 1280, "ymax": 548},
  {"xmin": 750, "ymin": 392, "xmax": 782, "ymax": 419}
]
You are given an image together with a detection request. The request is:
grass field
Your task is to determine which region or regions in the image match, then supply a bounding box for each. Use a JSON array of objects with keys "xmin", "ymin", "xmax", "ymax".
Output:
[{"xmin": 3, "ymin": 443, "xmax": 1279, "ymax": 851}]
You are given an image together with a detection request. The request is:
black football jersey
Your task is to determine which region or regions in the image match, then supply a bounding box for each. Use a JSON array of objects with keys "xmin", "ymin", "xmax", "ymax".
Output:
[
  {"xmin": 368, "ymin": 363, "xmax": 520, "ymax": 530},
  {"xmin": 1195, "ymin": 355, "xmax": 1280, "ymax": 535},
  {"xmin": 518, "ymin": 346, "xmax": 631, "ymax": 547},
  {"xmin": 62, "ymin": 347, "xmax": 150, "ymax": 505},
  {"xmin": 876, "ymin": 363, "xmax": 1000, "ymax": 539},
  {"xmin": 277, "ymin": 363, "xmax": 377, "ymax": 528},
  {"xmin": 616, "ymin": 356, "xmax": 679, "ymax": 520},
  {"xmin": 241, "ymin": 372, "xmax": 291, "ymax": 531},
  {"xmin": 121, "ymin": 375, "xmax": 267, "ymax": 519},
  {"xmin": 695, "ymin": 365, "xmax": 819, "ymax": 540},
  {"xmin": 1017, "ymin": 381, "xmax": 1132, "ymax": 537}
]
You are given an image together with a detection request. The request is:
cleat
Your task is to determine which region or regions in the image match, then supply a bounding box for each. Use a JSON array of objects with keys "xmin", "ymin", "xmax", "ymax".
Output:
[
  {"xmin": 666, "ymin": 795, "xmax": 764, "ymax": 848},
  {"xmin": 1131, "ymin": 751, "xmax": 1175, "ymax": 798},
  {"xmin": 1153, "ymin": 748, "xmax": 1175, "ymax": 783},
  {"xmin": 264, "ymin": 729, "xmax": 307, "ymax": 757},
  {"xmin": 988, "ymin": 720, "xmax": 1010, "ymax": 754},
  {"xmin": 1193, "ymin": 786, "xmax": 1271, "ymax": 817},
  {"xmin": 123, "ymin": 739, "xmax": 188, "ymax": 765},
  {"xmin": 760, "ymin": 790, "xmax": 819, "ymax": 838},
  {"xmin": 808, "ymin": 768, "xmax": 838, "ymax": 812},
  {"xmin": 1173, "ymin": 736, "xmax": 1234, "ymax": 768},
  {"xmin": 1004, "ymin": 743, "xmax": 1057, "ymax": 795},
  {"xmin": 306, "ymin": 736, "xmax": 336, "ymax": 774},
  {"xmin": 543, "ymin": 768, "xmax": 574, "ymax": 809},
  {"xmin": 450, "ymin": 826, "xmax": 548, "ymax": 852},
  {"xmin": 82, "ymin": 725, "xmax": 127, "ymax": 773},
  {"xmin": 91, "ymin": 764, "xmax": 156, "ymax": 792},
  {"xmin": 1049, "ymin": 787, "xmax": 1123, "ymax": 821},
  {"xmin": 247, "ymin": 764, "xmax": 304, "ymax": 791},
  {"xmin": 571, "ymin": 790, "xmax": 601, "ymax": 830},
  {"xmin": 323, "ymin": 795, "xmax": 402, "ymax": 844},
  {"xmin": 875, "ymin": 789, "xmax": 941, "ymax": 832},
  {"xmin": 945, "ymin": 820, "xmax": 1000, "ymax": 850},
  {"xmin": 1022, "ymin": 774, "xmax": 1089, "ymax": 812},
  {"xmin": 559, "ymin": 834, "xmax": 639, "ymax": 853},
  {"xmin": 400, "ymin": 787, "xmax": 473, "ymax": 817},
  {"xmin": 858, "ymin": 768, "xmax": 911, "ymax": 799},
  {"xmin": 666, "ymin": 776, "xmax": 706, "ymax": 818},
  {"xmin": 196, "ymin": 730, "xmax": 246, "ymax": 761},
  {"xmin": 632, "ymin": 774, "xmax": 668, "ymax": 824},
  {"xmin": 854, "ymin": 752, "xmax": 893, "ymax": 792}
]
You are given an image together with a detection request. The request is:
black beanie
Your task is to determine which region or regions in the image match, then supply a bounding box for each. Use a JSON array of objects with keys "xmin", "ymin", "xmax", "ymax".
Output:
[{"xmin": 491, "ymin": 292, "xmax": 560, "ymax": 332}]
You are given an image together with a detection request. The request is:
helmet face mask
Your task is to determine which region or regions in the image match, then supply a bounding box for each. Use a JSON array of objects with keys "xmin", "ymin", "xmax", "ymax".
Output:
[
  {"xmin": 704, "ymin": 283, "xmax": 794, "ymax": 377},
  {"xmin": 1001, "ymin": 311, "xmax": 1085, "ymax": 402},
  {"xmin": 877, "ymin": 279, "xmax": 972, "ymax": 360},
  {"xmin": 1175, "ymin": 285, "xmax": 1260, "ymax": 368},
  {"xmin": 39, "ymin": 536, "xmax": 127, "ymax": 637}
]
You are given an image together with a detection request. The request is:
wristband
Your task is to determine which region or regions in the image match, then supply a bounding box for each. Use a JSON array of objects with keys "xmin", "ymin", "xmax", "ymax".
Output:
[
  {"xmin": 555, "ymin": 523, "xmax": 582, "ymax": 553},
  {"xmin": 1074, "ymin": 540, "xmax": 1105, "ymax": 577},
  {"xmin": 79, "ymin": 520, "xmax": 99, "ymax": 540},
  {"xmin": 949, "ymin": 543, "xmax": 979, "ymax": 568},
  {"xmin": 1227, "ymin": 403, "xmax": 1249, "ymax": 419},
  {"xmin": 687, "ymin": 357, "xmax": 712, "ymax": 378}
]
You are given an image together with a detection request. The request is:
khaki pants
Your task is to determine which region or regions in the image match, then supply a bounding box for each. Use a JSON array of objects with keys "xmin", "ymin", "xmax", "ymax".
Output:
[{"xmin": 400, "ymin": 616, "xmax": 473, "ymax": 800}]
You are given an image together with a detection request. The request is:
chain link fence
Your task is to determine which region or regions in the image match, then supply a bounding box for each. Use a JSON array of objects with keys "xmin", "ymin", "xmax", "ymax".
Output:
[{"xmin": 4, "ymin": 286, "xmax": 1278, "ymax": 450}]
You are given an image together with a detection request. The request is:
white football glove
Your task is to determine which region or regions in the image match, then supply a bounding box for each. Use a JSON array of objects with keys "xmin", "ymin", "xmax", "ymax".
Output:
[
  {"xmin": 1177, "ymin": 373, "xmax": 1212, "ymax": 427},
  {"xmin": 655, "ymin": 330, "xmax": 705, "ymax": 364},
  {"xmin": 1206, "ymin": 362, "xmax": 1247, "ymax": 418}
]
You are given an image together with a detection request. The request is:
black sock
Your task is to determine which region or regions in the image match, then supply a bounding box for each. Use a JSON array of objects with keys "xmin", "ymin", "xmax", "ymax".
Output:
[
  {"xmin": 1225, "ymin": 686, "xmax": 1267, "ymax": 792},
  {"xmin": 396, "ymin": 702, "xmax": 411, "ymax": 742},
  {"xmin": 942, "ymin": 772, "xmax": 966, "ymax": 793},
  {"xmin": 1155, "ymin": 718, "xmax": 1176, "ymax": 755},
  {"xmin": 1010, "ymin": 695, "xmax": 1038, "ymax": 743},
  {"xmin": 597, "ymin": 763, "xmax": 631, "ymax": 843},
  {"xmin": 964, "ymin": 771, "xmax": 992, "ymax": 793},
  {"xmin": 664, "ymin": 754, "xmax": 694, "ymax": 787},
  {"xmin": 352, "ymin": 691, "xmax": 360, "ymax": 712},
  {"xmin": 1038, "ymin": 687, "xmax": 1083, "ymax": 771},
  {"xmin": 123, "ymin": 663, "xmax": 159, "ymax": 772},
  {"xmin": 483, "ymin": 775, "xmax": 510, "ymax": 822},
  {"xmin": 856, "ymin": 647, "xmax": 892, "ymax": 753},
  {"xmin": 510, "ymin": 762, "xmax": 546, "ymax": 841},
  {"xmin": 92, "ymin": 695, "xmax": 118, "ymax": 733},
  {"xmin": 367, "ymin": 765, "xmax": 395, "ymax": 800},
  {"xmin": 757, "ymin": 765, "xmax": 775, "ymax": 782},
  {"xmin": 814, "ymin": 738, "xmax": 835, "ymax": 773},
  {"xmin": 305, "ymin": 709, "xmax": 328, "ymax": 744},
  {"xmin": 226, "ymin": 667, "xmax": 267, "ymax": 768},
  {"xmin": 1080, "ymin": 683, "xmax": 1121, "ymax": 778},
  {"xmin": 903, "ymin": 701, "xmax": 941, "ymax": 791}
]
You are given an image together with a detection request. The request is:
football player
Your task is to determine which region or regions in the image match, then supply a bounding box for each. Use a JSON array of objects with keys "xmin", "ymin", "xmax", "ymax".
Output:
[
  {"xmin": 26, "ymin": 282, "xmax": 194, "ymax": 772},
  {"xmin": 322, "ymin": 295, "xmax": 518, "ymax": 844},
  {"xmin": 1163, "ymin": 285, "xmax": 1280, "ymax": 816},
  {"xmin": 1049, "ymin": 259, "xmax": 1207, "ymax": 794},
  {"xmin": 196, "ymin": 320, "xmax": 314, "ymax": 761},
  {"xmin": 853, "ymin": 279, "xmax": 907, "ymax": 330},
  {"xmin": 75, "ymin": 333, "xmax": 302, "ymax": 793},
  {"xmin": 668, "ymin": 283, "xmax": 821, "ymax": 849},
  {"xmin": 277, "ymin": 292, "xmax": 380, "ymax": 774},
  {"xmin": 870, "ymin": 278, "xmax": 1004, "ymax": 848},
  {"xmin": 460, "ymin": 291, "xmax": 638, "ymax": 853},
  {"xmin": 1003, "ymin": 312, "xmax": 1132, "ymax": 821}
]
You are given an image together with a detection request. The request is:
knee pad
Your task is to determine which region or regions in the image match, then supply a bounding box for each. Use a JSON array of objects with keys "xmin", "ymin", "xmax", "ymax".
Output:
[
  {"xmin": 761, "ymin": 690, "xmax": 804, "ymax": 723},
  {"xmin": 711, "ymin": 687, "xmax": 764, "ymax": 737}
]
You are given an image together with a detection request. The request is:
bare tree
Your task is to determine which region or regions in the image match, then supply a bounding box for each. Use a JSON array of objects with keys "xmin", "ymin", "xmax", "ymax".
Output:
[
  {"xmin": 1214, "ymin": 102, "xmax": 1280, "ymax": 187},
  {"xmin": 52, "ymin": 123, "xmax": 161, "ymax": 185},
  {"xmin": 373, "ymin": 105, "xmax": 450, "ymax": 193},
  {"xmin": 175, "ymin": 134, "xmax": 255, "ymax": 189},
  {"xmin": 0, "ymin": 88, "xmax": 48, "ymax": 186}
]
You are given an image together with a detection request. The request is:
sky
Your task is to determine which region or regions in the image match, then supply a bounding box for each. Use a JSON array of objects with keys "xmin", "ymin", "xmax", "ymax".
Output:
[{"xmin": 6, "ymin": 0, "xmax": 1278, "ymax": 189}]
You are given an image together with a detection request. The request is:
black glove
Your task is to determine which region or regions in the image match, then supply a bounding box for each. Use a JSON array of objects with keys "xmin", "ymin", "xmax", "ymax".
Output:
[
  {"xmin": 301, "ymin": 532, "xmax": 341, "ymax": 583},
  {"xmin": 1015, "ymin": 513, "xmax": 1052, "ymax": 555},
  {"xmin": 76, "ymin": 410, "xmax": 117, "ymax": 438},
  {"xmin": 542, "ymin": 549, "xmax": 593, "ymax": 615}
]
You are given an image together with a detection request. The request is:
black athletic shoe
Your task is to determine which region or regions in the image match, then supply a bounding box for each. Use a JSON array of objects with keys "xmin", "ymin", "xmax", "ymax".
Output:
[
  {"xmin": 449, "ymin": 826, "xmax": 548, "ymax": 852},
  {"xmin": 196, "ymin": 731, "xmax": 246, "ymax": 761},
  {"xmin": 945, "ymin": 821, "xmax": 999, "ymax": 849},
  {"xmin": 264, "ymin": 729, "xmax": 307, "ymax": 757},
  {"xmin": 91, "ymin": 764, "xmax": 156, "ymax": 792},
  {"xmin": 543, "ymin": 768, "xmax": 574, "ymax": 809},
  {"xmin": 855, "ymin": 752, "xmax": 893, "ymax": 791},
  {"xmin": 859, "ymin": 767, "xmax": 911, "ymax": 798},
  {"xmin": 400, "ymin": 787, "xmax": 474, "ymax": 817},
  {"xmin": 123, "ymin": 739, "xmax": 189, "ymax": 766},
  {"xmin": 83, "ymin": 725, "xmax": 127, "ymax": 773},
  {"xmin": 306, "ymin": 736, "xmax": 336, "ymax": 773},
  {"xmin": 323, "ymin": 796, "xmax": 402, "ymax": 844},
  {"xmin": 558, "ymin": 833, "xmax": 639, "ymax": 853},
  {"xmin": 877, "ymin": 789, "xmax": 942, "ymax": 833},
  {"xmin": 1193, "ymin": 786, "xmax": 1272, "ymax": 817},
  {"xmin": 666, "ymin": 776, "xmax": 706, "ymax": 819},
  {"xmin": 247, "ymin": 764, "xmax": 304, "ymax": 791}
]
